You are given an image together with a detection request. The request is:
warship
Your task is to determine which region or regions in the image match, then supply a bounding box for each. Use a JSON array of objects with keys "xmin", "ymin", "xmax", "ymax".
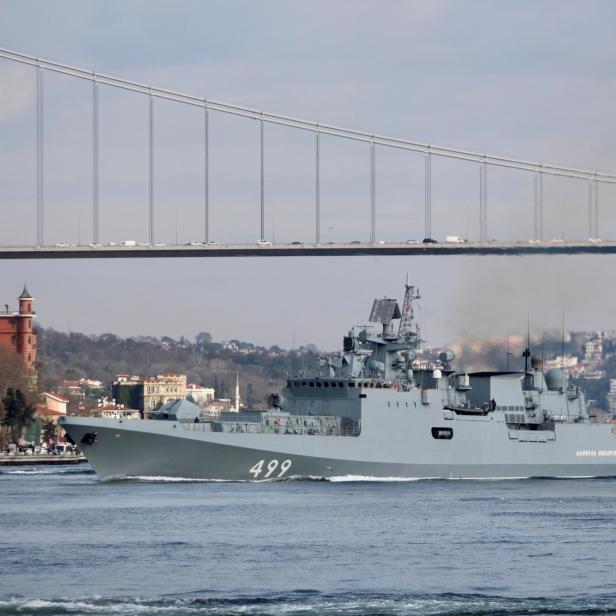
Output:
[{"xmin": 60, "ymin": 284, "xmax": 616, "ymax": 481}]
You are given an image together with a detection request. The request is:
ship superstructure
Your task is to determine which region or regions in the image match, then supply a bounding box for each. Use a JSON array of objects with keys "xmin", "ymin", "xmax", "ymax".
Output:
[{"xmin": 60, "ymin": 284, "xmax": 616, "ymax": 481}]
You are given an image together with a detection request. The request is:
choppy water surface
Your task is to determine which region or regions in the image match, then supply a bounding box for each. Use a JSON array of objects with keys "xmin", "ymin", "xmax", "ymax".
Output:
[{"xmin": 1, "ymin": 466, "xmax": 615, "ymax": 616}]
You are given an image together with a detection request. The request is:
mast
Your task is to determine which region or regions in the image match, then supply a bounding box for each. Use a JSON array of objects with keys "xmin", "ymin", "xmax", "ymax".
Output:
[{"xmin": 398, "ymin": 280, "xmax": 420, "ymax": 342}]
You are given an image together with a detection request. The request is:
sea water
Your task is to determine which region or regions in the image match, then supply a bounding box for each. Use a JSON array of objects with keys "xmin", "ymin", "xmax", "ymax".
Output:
[{"xmin": 0, "ymin": 465, "xmax": 615, "ymax": 615}]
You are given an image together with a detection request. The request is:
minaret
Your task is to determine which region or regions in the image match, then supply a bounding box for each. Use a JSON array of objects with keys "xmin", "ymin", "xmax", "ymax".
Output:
[{"xmin": 235, "ymin": 372, "xmax": 240, "ymax": 412}]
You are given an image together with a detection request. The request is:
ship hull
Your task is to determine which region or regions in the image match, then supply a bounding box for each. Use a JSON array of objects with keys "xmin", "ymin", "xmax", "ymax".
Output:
[{"xmin": 60, "ymin": 414, "xmax": 616, "ymax": 481}]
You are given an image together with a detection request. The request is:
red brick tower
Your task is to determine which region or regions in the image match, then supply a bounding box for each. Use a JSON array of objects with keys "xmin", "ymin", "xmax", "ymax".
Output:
[
  {"xmin": 17, "ymin": 286, "xmax": 37, "ymax": 369},
  {"xmin": 0, "ymin": 286, "xmax": 38, "ymax": 370}
]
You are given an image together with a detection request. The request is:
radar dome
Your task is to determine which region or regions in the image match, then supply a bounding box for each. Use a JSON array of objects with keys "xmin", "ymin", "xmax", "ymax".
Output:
[
  {"xmin": 545, "ymin": 368, "xmax": 567, "ymax": 391},
  {"xmin": 366, "ymin": 358, "xmax": 385, "ymax": 374}
]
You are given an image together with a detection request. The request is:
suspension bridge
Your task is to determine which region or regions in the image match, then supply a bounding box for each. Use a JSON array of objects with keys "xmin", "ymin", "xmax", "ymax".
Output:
[{"xmin": 1, "ymin": 47, "xmax": 615, "ymax": 259}]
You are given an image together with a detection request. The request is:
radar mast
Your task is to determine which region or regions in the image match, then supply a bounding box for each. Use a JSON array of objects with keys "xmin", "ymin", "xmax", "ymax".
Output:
[{"xmin": 398, "ymin": 280, "xmax": 421, "ymax": 345}]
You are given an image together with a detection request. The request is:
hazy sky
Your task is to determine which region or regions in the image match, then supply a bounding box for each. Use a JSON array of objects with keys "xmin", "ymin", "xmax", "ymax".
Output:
[{"xmin": 1, "ymin": 0, "xmax": 615, "ymax": 350}]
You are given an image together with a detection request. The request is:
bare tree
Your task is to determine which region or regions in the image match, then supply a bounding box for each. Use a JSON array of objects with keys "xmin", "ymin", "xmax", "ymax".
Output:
[{"xmin": 0, "ymin": 347, "xmax": 37, "ymax": 422}]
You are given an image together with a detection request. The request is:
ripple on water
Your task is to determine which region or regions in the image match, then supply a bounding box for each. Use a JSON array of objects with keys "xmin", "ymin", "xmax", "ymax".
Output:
[{"xmin": 2, "ymin": 592, "xmax": 616, "ymax": 616}]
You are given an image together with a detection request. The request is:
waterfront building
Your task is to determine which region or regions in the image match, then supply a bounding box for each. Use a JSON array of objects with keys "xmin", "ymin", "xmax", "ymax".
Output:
[
  {"xmin": 57, "ymin": 380, "xmax": 84, "ymax": 399},
  {"xmin": 607, "ymin": 379, "xmax": 616, "ymax": 418},
  {"xmin": 29, "ymin": 392, "xmax": 70, "ymax": 447},
  {"xmin": 142, "ymin": 374, "xmax": 187, "ymax": 416},
  {"xmin": 41, "ymin": 392, "xmax": 68, "ymax": 415},
  {"xmin": 111, "ymin": 374, "xmax": 144, "ymax": 410},
  {"xmin": 112, "ymin": 373, "xmax": 187, "ymax": 416},
  {"xmin": 0, "ymin": 286, "xmax": 37, "ymax": 370},
  {"xmin": 186, "ymin": 383, "xmax": 215, "ymax": 405},
  {"xmin": 543, "ymin": 355, "xmax": 579, "ymax": 371},
  {"xmin": 581, "ymin": 334, "xmax": 606, "ymax": 379}
]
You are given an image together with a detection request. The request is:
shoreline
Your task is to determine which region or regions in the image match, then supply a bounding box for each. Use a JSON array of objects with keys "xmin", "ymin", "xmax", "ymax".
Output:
[{"xmin": 0, "ymin": 455, "xmax": 86, "ymax": 466}]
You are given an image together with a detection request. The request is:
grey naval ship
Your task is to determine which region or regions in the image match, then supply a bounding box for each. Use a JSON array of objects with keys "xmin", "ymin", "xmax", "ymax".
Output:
[{"xmin": 60, "ymin": 284, "xmax": 616, "ymax": 481}]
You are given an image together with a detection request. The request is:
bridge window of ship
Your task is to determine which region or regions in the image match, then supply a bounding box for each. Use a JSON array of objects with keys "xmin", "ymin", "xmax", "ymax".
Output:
[{"xmin": 431, "ymin": 427, "xmax": 454, "ymax": 440}]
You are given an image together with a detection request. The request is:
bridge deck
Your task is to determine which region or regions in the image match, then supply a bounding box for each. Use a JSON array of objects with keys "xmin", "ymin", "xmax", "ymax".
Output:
[{"xmin": 0, "ymin": 241, "xmax": 615, "ymax": 258}]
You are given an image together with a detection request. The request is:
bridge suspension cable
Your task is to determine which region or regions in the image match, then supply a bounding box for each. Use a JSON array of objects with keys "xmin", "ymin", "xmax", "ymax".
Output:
[
  {"xmin": 1, "ymin": 47, "xmax": 615, "ymax": 186},
  {"xmin": 3, "ymin": 47, "xmax": 616, "ymax": 247}
]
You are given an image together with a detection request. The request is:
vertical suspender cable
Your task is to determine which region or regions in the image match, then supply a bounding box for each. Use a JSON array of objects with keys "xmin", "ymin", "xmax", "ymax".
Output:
[
  {"xmin": 370, "ymin": 140, "xmax": 376, "ymax": 244},
  {"xmin": 593, "ymin": 175, "xmax": 599, "ymax": 239},
  {"xmin": 315, "ymin": 127, "xmax": 320, "ymax": 244},
  {"xmin": 479, "ymin": 161, "xmax": 488, "ymax": 241},
  {"xmin": 204, "ymin": 103, "xmax": 209, "ymax": 243},
  {"xmin": 533, "ymin": 171, "xmax": 539, "ymax": 241},
  {"xmin": 92, "ymin": 79, "xmax": 99, "ymax": 243},
  {"xmin": 148, "ymin": 92, "xmax": 154, "ymax": 244},
  {"xmin": 538, "ymin": 169, "xmax": 543, "ymax": 241},
  {"xmin": 483, "ymin": 158, "xmax": 488, "ymax": 241},
  {"xmin": 36, "ymin": 66, "xmax": 44, "ymax": 246},
  {"xmin": 479, "ymin": 164, "xmax": 484, "ymax": 241},
  {"xmin": 424, "ymin": 148, "xmax": 431, "ymax": 240},
  {"xmin": 260, "ymin": 114, "xmax": 265, "ymax": 242},
  {"xmin": 587, "ymin": 179, "xmax": 593, "ymax": 239}
]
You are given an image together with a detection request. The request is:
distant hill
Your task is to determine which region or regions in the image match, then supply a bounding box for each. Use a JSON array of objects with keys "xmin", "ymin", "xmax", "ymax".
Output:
[
  {"xmin": 34, "ymin": 326, "xmax": 616, "ymax": 412},
  {"xmin": 36, "ymin": 328, "xmax": 321, "ymax": 408}
]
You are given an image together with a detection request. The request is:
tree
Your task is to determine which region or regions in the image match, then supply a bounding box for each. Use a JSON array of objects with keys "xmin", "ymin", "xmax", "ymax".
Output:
[
  {"xmin": 2, "ymin": 388, "xmax": 36, "ymax": 445},
  {"xmin": 195, "ymin": 331, "xmax": 212, "ymax": 350},
  {"xmin": 245, "ymin": 382, "xmax": 255, "ymax": 407},
  {"xmin": 0, "ymin": 347, "xmax": 36, "ymax": 429},
  {"xmin": 41, "ymin": 420, "xmax": 57, "ymax": 447}
]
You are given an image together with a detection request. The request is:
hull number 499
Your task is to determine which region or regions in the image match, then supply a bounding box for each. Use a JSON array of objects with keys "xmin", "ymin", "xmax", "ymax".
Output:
[{"xmin": 249, "ymin": 459, "xmax": 292, "ymax": 478}]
